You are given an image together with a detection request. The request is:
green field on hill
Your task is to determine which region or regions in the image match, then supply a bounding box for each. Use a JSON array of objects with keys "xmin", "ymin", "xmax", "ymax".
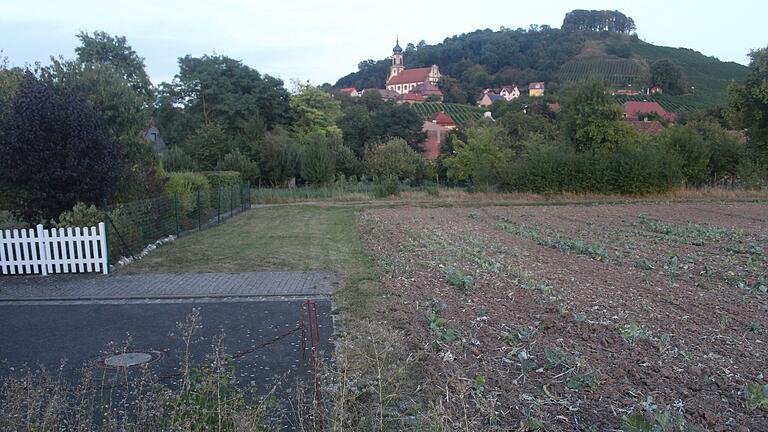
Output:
[{"xmin": 410, "ymin": 102, "xmax": 486, "ymax": 126}]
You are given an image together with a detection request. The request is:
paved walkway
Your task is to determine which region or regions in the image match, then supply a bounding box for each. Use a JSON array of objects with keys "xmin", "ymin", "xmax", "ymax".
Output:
[{"xmin": 0, "ymin": 271, "xmax": 339, "ymax": 301}]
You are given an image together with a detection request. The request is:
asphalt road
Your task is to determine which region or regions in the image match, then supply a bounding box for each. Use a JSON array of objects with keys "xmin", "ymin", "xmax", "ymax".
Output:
[{"xmin": 0, "ymin": 299, "xmax": 333, "ymax": 395}]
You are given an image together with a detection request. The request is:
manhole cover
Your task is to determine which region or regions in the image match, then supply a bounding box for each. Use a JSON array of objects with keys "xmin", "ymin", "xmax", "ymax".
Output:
[{"xmin": 96, "ymin": 350, "xmax": 162, "ymax": 369}]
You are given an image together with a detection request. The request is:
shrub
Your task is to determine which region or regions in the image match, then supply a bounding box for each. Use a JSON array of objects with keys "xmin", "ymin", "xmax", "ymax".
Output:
[
  {"xmin": 216, "ymin": 149, "xmax": 259, "ymax": 183},
  {"xmin": 299, "ymin": 131, "xmax": 336, "ymax": 185},
  {"xmin": 53, "ymin": 202, "xmax": 103, "ymax": 228},
  {"xmin": 373, "ymin": 175, "xmax": 400, "ymax": 198},
  {"xmin": 659, "ymin": 125, "xmax": 711, "ymax": 185},
  {"xmin": 201, "ymin": 171, "xmax": 242, "ymax": 189},
  {"xmin": 0, "ymin": 71, "xmax": 119, "ymax": 222},
  {"xmin": 364, "ymin": 137, "xmax": 425, "ymax": 181},
  {"xmin": 164, "ymin": 172, "xmax": 211, "ymax": 221},
  {"xmin": 162, "ymin": 146, "xmax": 197, "ymax": 172}
]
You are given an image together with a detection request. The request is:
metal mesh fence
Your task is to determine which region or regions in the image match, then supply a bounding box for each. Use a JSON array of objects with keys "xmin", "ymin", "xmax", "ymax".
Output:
[{"xmin": 105, "ymin": 184, "xmax": 251, "ymax": 263}]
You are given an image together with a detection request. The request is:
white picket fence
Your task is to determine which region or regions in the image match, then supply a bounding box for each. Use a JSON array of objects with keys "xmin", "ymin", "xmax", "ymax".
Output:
[{"xmin": 0, "ymin": 223, "xmax": 108, "ymax": 276}]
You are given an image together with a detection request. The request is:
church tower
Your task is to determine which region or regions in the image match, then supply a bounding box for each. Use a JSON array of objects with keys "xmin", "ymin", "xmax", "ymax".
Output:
[{"xmin": 389, "ymin": 37, "xmax": 404, "ymax": 80}]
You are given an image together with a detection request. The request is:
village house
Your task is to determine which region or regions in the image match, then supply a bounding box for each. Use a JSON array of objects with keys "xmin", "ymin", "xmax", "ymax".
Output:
[
  {"xmin": 477, "ymin": 85, "xmax": 520, "ymax": 107},
  {"xmin": 622, "ymin": 101, "xmax": 677, "ymax": 122},
  {"xmin": 420, "ymin": 111, "xmax": 457, "ymax": 160},
  {"xmin": 528, "ymin": 82, "xmax": 545, "ymax": 97},
  {"xmin": 385, "ymin": 38, "xmax": 441, "ymax": 95},
  {"xmin": 338, "ymin": 87, "xmax": 361, "ymax": 97}
]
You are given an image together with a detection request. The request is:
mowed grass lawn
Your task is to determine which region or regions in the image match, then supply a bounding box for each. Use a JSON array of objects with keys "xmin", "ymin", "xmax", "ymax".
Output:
[{"xmin": 123, "ymin": 205, "xmax": 380, "ymax": 316}]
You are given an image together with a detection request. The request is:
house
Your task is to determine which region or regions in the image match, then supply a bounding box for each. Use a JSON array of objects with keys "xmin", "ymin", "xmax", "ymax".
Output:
[
  {"xmin": 649, "ymin": 85, "xmax": 664, "ymax": 95},
  {"xmin": 385, "ymin": 38, "xmax": 441, "ymax": 94},
  {"xmin": 411, "ymin": 82, "xmax": 443, "ymax": 100},
  {"xmin": 477, "ymin": 85, "xmax": 520, "ymax": 106},
  {"xmin": 477, "ymin": 93, "xmax": 505, "ymax": 107},
  {"xmin": 420, "ymin": 112, "xmax": 457, "ymax": 160},
  {"xmin": 499, "ymin": 85, "xmax": 521, "ymax": 100},
  {"xmin": 144, "ymin": 126, "xmax": 166, "ymax": 155},
  {"xmin": 528, "ymin": 82, "xmax": 545, "ymax": 97},
  {"xmin": 338, "ymin": 87, "xmax": 360, "ymax": 97},
  {"xmin": 623, "ymin": 101, "xmax": 676, "ymax": 122}
]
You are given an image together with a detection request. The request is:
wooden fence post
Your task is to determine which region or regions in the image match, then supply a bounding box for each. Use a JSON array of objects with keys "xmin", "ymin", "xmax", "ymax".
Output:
[
  {"xmin": 99, "ymin": 222, "xmax": 109, "ymax": 274},
  {"xmin": 36, "ymin": 224, "xmax": 48, "ymax": 276}
]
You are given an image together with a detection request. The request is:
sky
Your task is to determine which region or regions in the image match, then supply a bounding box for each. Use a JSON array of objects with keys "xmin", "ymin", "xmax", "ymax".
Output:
[{"xmin": 1, "ymin": 0, "xmax": 766, "ymax": 87}]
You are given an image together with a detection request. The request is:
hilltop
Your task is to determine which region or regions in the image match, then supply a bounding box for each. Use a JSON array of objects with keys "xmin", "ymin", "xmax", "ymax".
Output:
[{"xmin": 335, "ymin": 12, "xmax": 748, "ymax": 112}]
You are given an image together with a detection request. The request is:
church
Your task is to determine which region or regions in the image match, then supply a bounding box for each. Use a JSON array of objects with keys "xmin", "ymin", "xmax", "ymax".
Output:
[{"xmin": 385, "ymin": 39, "xmax": 441, "ymax": 94}]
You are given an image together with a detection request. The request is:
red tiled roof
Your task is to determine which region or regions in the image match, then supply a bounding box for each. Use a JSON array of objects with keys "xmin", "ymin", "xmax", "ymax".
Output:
[
  {"xmin": 529, "ymin": 82, "xmax": 545, "ymax": 90},
  {"xmin": 387, "ymin": 67, "xmax": 432, "ymax": 85},
  {"xmin": 623, "ymin": 101, "xmax": 676, "ymax": 122},
  {"xmin": 625, "ymin": 120, "xmax": 665, "ymax": 135},
  {"xmin": 338, "ymin": 87, "xmax": 357, "ymax": 93},
  {"xmin": 429, "ymin": 111, "xmax": 456, "ymax": 127},
  {"xmin": 412, "ymin": 82, "xmax": 443, "ymax": 96},
  {"xmin": 547, "ymin": 102, "xmax": 561, "ymax": 112}
]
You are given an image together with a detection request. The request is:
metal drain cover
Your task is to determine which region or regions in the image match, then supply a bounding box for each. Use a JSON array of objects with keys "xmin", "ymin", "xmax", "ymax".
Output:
[{"xmin": 96, "ymin": 350, "xmax": 161, "ymax": 368}]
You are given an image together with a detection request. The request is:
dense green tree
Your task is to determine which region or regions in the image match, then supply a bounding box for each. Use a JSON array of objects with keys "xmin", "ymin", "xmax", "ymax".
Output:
[
  {"xmin": 0, "ymin": 72, "xmax": 119, "ymax": 221},
  {"xmin": 443, "ymin": 126, "xmax": 511, "ymax": 189},
  {"xmin": 561, "ymin": 79, "xmax": 635, "ymax": 151},
  {"xmin": 690, "ymin": 120, "xmax": 744, "ymax": 181},
  {"xmin": 290, "ymin": 82, "xmax": 342, "ymax": 142},
  {"xmin": 256, "ymin": 127, "xmax": 299, "ymax": 186},
  {"xmin": 659, "ymin": 125, "xmax": 710, "ymax": 185},
  {"xmin": 363, "ymin": 138, "xmax": 424, "ymax": 180},
  {"xmin": 184, "ymin": 122, "xmax": 231, "ymax": 170},
  {"xmin": 299, "ymin": 130, "xmax": 337, "ymax": 185},
  {"xmin": 74, "ymin": 31, "xmax": 154, "ymax": 101},
  {"xmin": 650, "ymin": 59, "xmax": 687, "ymax": 95},
  {"xmin": 216, "ymin": 149, "xmax": 260, "ymax": 184},
  {"xmin": 369, "ymin": 103, "xmax": 426, "ymax": 147},
  {"xmin": 162, "ymin": 146, "xmax": 197, "ymax": 172},
  {"xmin": 40, "ymin": 59, "xmax": 159, "ymax": 200},
  {"xmin": 157, "ymin": 54, "xmax": 290, "ymax": 151},
  {"xmin": 728, "ymin": 46, "xmax": 768, "ymax": 166},
  {"xmin": 337, "ymin": 104, "xmax": 372, "ymax": 157},
  {"xmin": 562, "ymin": 10, "xmax": 636, "ymax": 34}
]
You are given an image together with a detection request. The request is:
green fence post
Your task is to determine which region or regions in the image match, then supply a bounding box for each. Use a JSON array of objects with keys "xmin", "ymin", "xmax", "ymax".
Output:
[
  {"xmin": 217, "ymin": 187, "xmax": 221, "ymax": 224},
  {"xmin": 173, "ymin": 192, "xmax": 180, "ymax": 236},
  {"xmin": 196, "ymin": 190, "xmax": 202, "ymax": 230},
  {"xmin": 229, "ymin": 185, "xmax": 234, "ymax": 217},
  {"xmin": 103, "ymin": 199, "xmax": 110, "ymax": 274}
]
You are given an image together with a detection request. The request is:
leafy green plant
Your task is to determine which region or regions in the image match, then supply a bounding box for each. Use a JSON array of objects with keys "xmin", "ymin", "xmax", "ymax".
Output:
[
  {"xmin": 567, "ymin": 370, "xmax": 600, "ymax": 390},
  {"xmin": 444, "ymin": 266, "xmax": 476, "ymax": 291},
  {"xmin": 746, "ymin": 382, "xmax": 768, "ymax": 410},
  {"xmin": 373, "ymin": 175, "xmax": 400, "ymax": 198},
  {"xmin": 621, "ymin": 323, "xmax": 653, "ymax": 345},
  {"xmin": 428, "ymin": 313, "xmax": 459, "ymax": 343},
  {"xmin": 53, "ymin": 202, "xmax": 103, "ymax": 228},
  {"xmin": 544, "ymin": 348, "xmax": 570, "ymax": 369}
]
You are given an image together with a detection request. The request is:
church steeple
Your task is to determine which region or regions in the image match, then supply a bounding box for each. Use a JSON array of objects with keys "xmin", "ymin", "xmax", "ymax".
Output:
[{"xmin": 390, "ymin": 36, "xmax": 404, "ymax": 79}]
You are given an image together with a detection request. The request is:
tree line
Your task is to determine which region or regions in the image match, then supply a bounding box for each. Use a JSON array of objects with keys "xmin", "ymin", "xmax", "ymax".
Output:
[{"xmin": 561, "ymin": 10, "xmax": 637, "ymax": 34}]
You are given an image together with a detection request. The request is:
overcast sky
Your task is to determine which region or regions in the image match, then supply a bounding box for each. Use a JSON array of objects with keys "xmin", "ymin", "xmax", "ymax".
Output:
[{"xmin": 1, "ymin": 0, "xmax": 766, "ymax": 87}]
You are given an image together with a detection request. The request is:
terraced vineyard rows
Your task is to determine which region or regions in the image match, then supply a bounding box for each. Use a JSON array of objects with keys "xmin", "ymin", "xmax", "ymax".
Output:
[
  {"xmin": 558, "ymin": 58, "xmax": 646, "ymax": 87},
  {"xmin": 612, "ymin": 94, "xmax": 715, "ymax": 114},
  {"xmin": 410, "ymin": 102, "xmax": 485, "ymax": 126}
]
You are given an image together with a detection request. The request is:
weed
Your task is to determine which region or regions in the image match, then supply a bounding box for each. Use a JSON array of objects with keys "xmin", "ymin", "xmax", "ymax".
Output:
[
  {"xmin": 428, "ymin": 313, "xmax": 459, "ymax": 343},
  {"xmin": 468, "ymin": 212, "xmax": 479, "ymax": 220},
  {"xmin": 543, "ymin": 348, "xmax": 570, "ymax": 370},
  {"xmin": 540, "ymin": 238, "xmax": 608, "ymax": 261},
  {"xmin": 444, "ymin": 267, "xmax": 476, "ymax": 291},
  {"xmin": 567, "ymin": 370, "xmax": 600, "ymax": 390},
  {"xmin": 747, "ymin": 322, "xmax": 764, "ymax": 334},
  {"xmin": 745, "ymin": 382, "xmax": 768, "ymax": 410},
  {"xmin": 621, "ymin": 323, "xmax": 653, "ymax": 345}
]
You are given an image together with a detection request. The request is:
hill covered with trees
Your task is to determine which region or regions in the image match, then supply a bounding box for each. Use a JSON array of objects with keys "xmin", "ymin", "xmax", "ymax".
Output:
[{"xmin": 334, "ymin": 10, "xmax": 748, "ymax": 110}]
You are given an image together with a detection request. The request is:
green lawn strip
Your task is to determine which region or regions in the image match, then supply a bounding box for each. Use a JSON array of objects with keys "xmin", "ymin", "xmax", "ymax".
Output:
[{"xmin": 123, "ymin": 205, "xmax": 384, "ymax": 322}]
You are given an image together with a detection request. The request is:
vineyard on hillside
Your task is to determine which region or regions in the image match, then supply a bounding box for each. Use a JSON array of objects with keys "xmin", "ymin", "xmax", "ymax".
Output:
[
  {"xmin": 410, "ymin": 103, "xmax": 486, "ymax": 126},
  {"xmin": 558, "ymin": 58, "xmax": 647, "ymax": 88},
  {"xmin": 612, "ymin": 94, "xmax": 721, "ymax": 114}
]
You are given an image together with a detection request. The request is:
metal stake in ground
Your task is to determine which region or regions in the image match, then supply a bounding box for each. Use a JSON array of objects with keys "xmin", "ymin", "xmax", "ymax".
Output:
[{"xmin": 301, "ymin": 300, "xmax": 324, "ymax": 430}]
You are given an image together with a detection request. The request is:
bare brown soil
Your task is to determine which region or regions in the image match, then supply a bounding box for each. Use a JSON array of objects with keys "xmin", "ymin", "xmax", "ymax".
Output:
[{"xmin": 357, "ymin": 202, "xmax": 768, "ymax": 431}]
